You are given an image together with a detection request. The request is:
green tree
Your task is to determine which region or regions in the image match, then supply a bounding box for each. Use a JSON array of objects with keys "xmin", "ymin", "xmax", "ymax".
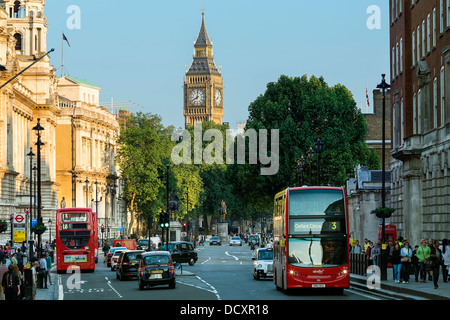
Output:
[
  {"xmin": 116, "ymin": 112, "xmax": 174, "ymax": 236},
  {"xmin": 233, "ymin": 74, "xmax": 378, "ymax": 210}
]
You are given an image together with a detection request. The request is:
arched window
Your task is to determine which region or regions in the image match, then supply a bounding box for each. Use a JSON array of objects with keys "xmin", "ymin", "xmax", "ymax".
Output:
[{"xmin": 14, "ymin": 33, "xmax": 22, "ymax": 51}]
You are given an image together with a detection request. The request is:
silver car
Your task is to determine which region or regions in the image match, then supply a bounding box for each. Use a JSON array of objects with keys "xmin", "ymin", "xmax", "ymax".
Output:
[
  {"xmin": 229, "ymin": 236, "xmax": 242, "ymax": 246},
  {"xmin": 252, "ymin": 248, "xmax": 274, "ymax": 280}
]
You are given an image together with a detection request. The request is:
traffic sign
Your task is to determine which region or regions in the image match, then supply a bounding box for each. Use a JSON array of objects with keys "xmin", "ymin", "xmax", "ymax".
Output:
[
  {"xmin": 14, "ymin": 214, "xmax": 25, "ymax": 224},
  {"xmin": 24, "ymin": 207, "xmax": 30, "ymax": 214}
]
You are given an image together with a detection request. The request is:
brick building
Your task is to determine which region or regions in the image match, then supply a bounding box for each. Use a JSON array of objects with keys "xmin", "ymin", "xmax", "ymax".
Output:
[{"xmin": 389, "ymin": 0, "xmax": 450, "ymax": 246}]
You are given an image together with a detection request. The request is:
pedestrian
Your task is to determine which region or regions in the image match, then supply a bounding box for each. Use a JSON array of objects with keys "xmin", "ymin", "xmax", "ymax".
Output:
[
  {"xmin": 390, "ymin": 243, "xmax": 402, "ymax": 283},
  {"xmin": 440, "ymin": 239, "xmax": 449, "ymax": 283},
  {"xmin": 1, "ymin": 264, "xmax": 20, "ymax": 300},
  {"xmin": 416, "ymin": 239, "xmax": 431, "ymax": 283},
  {"xmin": 12, "ymin": 264, "xmax": 23, "ymax": 300},
  {"xmin": 45, "ymin": 252, "xmax": 53, "ymax": 285},
  {"xmin": 11, "ymin": 252, "xmax": 18, "ymax": 266},
  {"xmin": 430, "ymin": 240, "xmax": 442, "ymax": 289},
  {"xmin": 31, "ymin": 261, "xmax": 39, "ymax": 300},
  {"xmin": 370, "ymin": 241, "xmax": 379, "ymax": 266},
  {"xmin": 400, "ymin": 242, "xmax": 412, "ymax": 284},
  {"xmin": 351, "ymin": 240, "xmax": 362, "ymax": 254},
  {"xmin": 412, "ymin": 245, "xmax": 420, "ymax": 282},
  {"xmin": 39, "ymin": 254, "xmax": 48, "ymax": 289},
  {"xmin": 0, "ymin": 259, "xmax": 7, "ymax": 300},
  {"xmin": 30, "ymin": 251, "xmax": 38, "ymax": 264}
]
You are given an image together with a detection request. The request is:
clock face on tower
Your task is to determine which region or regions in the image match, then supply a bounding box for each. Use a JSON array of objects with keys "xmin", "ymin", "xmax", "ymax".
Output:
[
  {"xmin": 215, "ymin": 89, "xmax": 222, "ymax": 106},
  {"xmin": 190, "ymin": 89, "xmax": 205, "ymax": 106}
]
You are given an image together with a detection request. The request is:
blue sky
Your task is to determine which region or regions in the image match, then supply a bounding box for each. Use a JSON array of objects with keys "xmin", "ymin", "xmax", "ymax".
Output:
[{"xmin": 45, "ymin": 0, "xmax": 389, "ymax": 130}]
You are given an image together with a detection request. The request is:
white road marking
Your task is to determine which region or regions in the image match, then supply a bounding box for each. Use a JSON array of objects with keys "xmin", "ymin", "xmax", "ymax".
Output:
[
  {"xmin": 105, "ymin": 276, "xmax": 122, "ymax": 299},
  {"xmin": 225, "ymin": 251, "xmax": 239, "ymax": 260}
]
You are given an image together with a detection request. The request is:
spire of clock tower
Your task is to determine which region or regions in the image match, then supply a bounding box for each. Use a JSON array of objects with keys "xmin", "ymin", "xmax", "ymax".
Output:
[{"xmin": 183, "ymin": 8, "xmax": 224, "ymax": 128}]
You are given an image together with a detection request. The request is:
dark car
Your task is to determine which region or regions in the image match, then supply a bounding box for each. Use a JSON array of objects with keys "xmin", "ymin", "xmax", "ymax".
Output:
[
  {"xmin": 116, "ymin": 250, "xmax": 144, "ymax": 280},
  {"xmin": 138, "ymin": 251, "xmax": 176, "ymax": 289},
  {"xmin": 162, "ymin": 241, "xmax": 198, "ymax": 266},
  {"xmin": 210, "ymin": 236, "xmax": 221, "ymax": 246}
]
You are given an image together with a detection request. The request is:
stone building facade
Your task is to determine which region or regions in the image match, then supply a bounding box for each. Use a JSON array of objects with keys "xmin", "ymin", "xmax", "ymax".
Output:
[
  {"xmin": 389, "ymin": 0, "xmax": 450, "ymax": 246},
  {"xmin": 0, "ymin": 0, "xmax": 124, "ymax": 244}
]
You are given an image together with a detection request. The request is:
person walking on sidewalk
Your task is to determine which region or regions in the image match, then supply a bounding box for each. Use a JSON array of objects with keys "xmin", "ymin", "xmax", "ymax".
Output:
[
  {"xmin": 391, "ymin": 243, "xmax": 402, "ymax": 283},
  {"xmin": 417, "ymin": 239, "xmax": 431, "ymax": 283},
  {"xmin": 400, "ymin": 242, "xmax": 413, "ymax": 283},
  {"xmin": 45, "ymin": 252, "xmax": 53, "ymax": 285},
  {"xmin": 39, "ymin": 254, "xmax": 48, "ymax": 289},
  {"xmin": 440, "ymin": 239, "xmax": 449, "ymax": 283},
  {"xmin": 430, "ymin": 240, "xmax": 442, "ymax": 289},
  {"xmin": 1, "ymin": 264, "xmax": 20, "ymax": 300},
  {"xmin": 412, "ymin": 245, "xmax": 420, "ymax": 282}
]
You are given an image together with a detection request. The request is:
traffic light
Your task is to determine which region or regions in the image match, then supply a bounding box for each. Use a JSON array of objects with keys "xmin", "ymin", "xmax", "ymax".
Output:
[
  {"xmin": 182, "ymin": 222, "xmax": 187, "ymax": 232},
  {"xmin": 163, "ymin": 212, "xmax": 170, "ymax": 228},
  {"xmin": 159, "ymin": 211, "xmax": 170, "ymax": 228},
  {"xmin": 101, "ymin": 224, "xmax": 105, "ymax": 233}
]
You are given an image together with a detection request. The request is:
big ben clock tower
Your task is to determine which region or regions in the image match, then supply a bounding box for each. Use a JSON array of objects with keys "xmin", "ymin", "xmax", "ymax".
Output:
[{"xmin": 183, "ymin": 9, "xmax": 224, "ymax": 128}]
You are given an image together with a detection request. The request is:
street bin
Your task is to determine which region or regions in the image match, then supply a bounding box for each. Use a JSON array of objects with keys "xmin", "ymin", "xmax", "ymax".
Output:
[{"xmin": 36, "ymin": 270, "xmax": 43, "ymax": 289}]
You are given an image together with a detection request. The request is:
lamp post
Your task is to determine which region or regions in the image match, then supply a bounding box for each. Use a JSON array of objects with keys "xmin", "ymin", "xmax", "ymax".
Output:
[
  {"xmin": 85, "ymin": 178, "xmax": 90, "ymax": 208},
  {"xmin": 296, "ymin": 155, "xmax": 305, "ymax": 186},
  {"xmin": 48, "ymin": 218, "xmax": 52, "ymax": 243},
  {"xmin": 32, "ymin": 118, "xmax": 44, "ymax": 255},
  {"xmin": 306, "ymin": 146, "xmax": 315, "ymax": 184},
  {"xmin": 315, "ymin": 137, "xmax": 324, "ymax": 186},
  {"xmin": 376, "ymin": 73, "xmax": 390, "ymax": 280},
  {"xmin": 26, "ymin": 148, "xmax": 35, "ymax": 242}
]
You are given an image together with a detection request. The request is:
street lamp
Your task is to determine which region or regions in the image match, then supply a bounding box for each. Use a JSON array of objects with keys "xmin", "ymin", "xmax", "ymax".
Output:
[
  {"xmin": 32, "ymin": 118, "xmax": 44, "ymax": 254},
  {"xmin": 296, "ymin": 155, "xmax": 305, "ymax": 186},
  {"xmin": 376, "ymin": 73, "xmax": 390, "ymax": 281},
  {"xmin": 306, "ymin": 146, "xmax": 315, "ymax": 184},
  {"xmin": 48, "ymin": 218, "xmax": 52, "ymax": 243},
  {"xmin": 26, "ymin": 148, "xmax": 35, "ymax": 235},
  {"xmin": 315, "ymin": 137, "xmax": 324, "ymax": 186},
  {"xmin": 85, "ymin": 178, "xmax": 90, "ymax": 208}
]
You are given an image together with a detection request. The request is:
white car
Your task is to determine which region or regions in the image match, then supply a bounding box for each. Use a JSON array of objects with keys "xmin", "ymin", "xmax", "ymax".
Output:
[
  {"xmin": 110, "ymin": 249, "xmax": 126, "ymax": 271},
  {"xmin": 229, "ymin": 237, "xmax": 242, "ymax": 246},
  {"xmin": 252, "ymin": 247, "xmax": 274, "ymax": 280}
]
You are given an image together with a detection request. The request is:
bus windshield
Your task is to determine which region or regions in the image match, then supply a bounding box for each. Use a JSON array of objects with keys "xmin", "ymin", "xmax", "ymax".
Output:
[
  {"xmin": 62, "ymin": 212, "xmax": 88, "ymax": 222},
  {"xmin": 288, "ymin": 189, "xmax": 344, "ymax": 216},
  {"xmin": 288, "ymin": 238, "xmax": 348, "ymax": 268}
]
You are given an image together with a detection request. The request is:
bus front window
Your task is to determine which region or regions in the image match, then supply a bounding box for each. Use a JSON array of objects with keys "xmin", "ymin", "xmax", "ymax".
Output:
[{"xmin": 288, "ymin": 238, "xmax": 348, "ymax": 268}]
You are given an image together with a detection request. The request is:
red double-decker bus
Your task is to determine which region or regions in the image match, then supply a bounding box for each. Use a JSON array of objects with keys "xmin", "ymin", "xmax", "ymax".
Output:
[
  {"xmin": 56, "ymin": 208, "xmax": 97, "ymax": 273},
  {"xmin": 273, "ymin": 187, "xmax": 350, "ymax": 293}
]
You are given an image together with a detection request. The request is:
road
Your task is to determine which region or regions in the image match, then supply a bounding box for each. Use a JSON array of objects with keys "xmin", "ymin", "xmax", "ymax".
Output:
[{"xmin": 55, "ymin": 242, "xmax": 382, "ymax": 301}]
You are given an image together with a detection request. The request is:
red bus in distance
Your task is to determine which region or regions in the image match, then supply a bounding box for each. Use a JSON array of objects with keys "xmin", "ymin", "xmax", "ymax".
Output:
[
  {"xmin": 273, "ymin": 187, "xmax": 350, "ymax": 293},
  {"xmin": 56, "ymin": 208, "xmax": 97, "ymax": 273}
]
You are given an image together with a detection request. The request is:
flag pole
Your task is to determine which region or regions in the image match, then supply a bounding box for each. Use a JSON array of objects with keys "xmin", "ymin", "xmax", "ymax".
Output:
[{"xmin": 61, "ymin": 32, "xmax": 64, "ymax": 77}]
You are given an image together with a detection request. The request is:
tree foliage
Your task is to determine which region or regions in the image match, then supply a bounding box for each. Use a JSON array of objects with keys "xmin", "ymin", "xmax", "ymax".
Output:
[{"xmin": 231, "ymin": 74, "xmax": 379, "ymax": 210}]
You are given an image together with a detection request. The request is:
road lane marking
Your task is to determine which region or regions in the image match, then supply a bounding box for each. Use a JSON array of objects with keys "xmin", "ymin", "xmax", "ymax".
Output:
[
  {"xmin": 201, "ymin": 257, "xmax": 211, "ymax": 264},
  {"xmin": 58, "ymin": 275, "xmax": 64, "ymax": 300},
  {"xmin": 105, "ymin": 276, "xmax": 123, "ymax": 299},
  {"xmin": 225, "ymin": 251, "xmax": 239, "ymax": 260},
  {"xmin": 195, "ymin": 275, "xmax": 221, "ymax": 300}
]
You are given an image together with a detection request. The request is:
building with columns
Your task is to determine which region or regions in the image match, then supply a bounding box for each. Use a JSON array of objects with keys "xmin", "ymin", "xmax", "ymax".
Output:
[
  {"xmin": 56, "ymin": 76, "xmax": 123, "ymax": 239},
  {"xmin": 0, "ymin": 0, "xmax": 124, "ymax": 244},
  {"xmin": 389, "ymin": 0, "xmax": 450, "ymax": 246}
]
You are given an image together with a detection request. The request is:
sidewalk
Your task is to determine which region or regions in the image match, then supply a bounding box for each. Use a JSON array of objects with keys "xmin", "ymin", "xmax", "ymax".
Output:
[
  {"xmin": 35, "ymin": 265, "xmax": 58, "ymax": 301},
  {"xmin": 350, "ymin": 273, "xmax": 450, "ymax": 300}
]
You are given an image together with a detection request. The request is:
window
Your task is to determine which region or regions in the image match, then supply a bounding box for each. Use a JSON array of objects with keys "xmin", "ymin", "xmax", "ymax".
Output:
[
  {"xmin": 422, "ymin": 20, "xmax": 426, "ymax": 57},
  {"xmin": 401, "ymin": 98, "xmax": 404, "ymax": 143},
  {"xmin": 412, "ymin": 31, "xmax": 416, "ymax": 65},
  {"xmin": 400, "ymin": 38, "xmax": 403, "ymax": 72},
  {"xmin": 442, "ymin": 67, "xmax": 446, "ymax": 124},
  {"xmin": 447, "ymin": 0, "xmax": 450, "ymax": 27},
  {"xmin": 417, "ymin": 26, "xmax": 421, "ymax": 60},
  {"xmin": 418, "ymin": 89, "xmax": 422, "ymax": 133},
  {"xmin": 434, "ymin": 78, "xmax": 438, "ymax": 128},
  {"xmin": 14, "ymin": 33, "xmax": 22, "ymax": 51},
  {"xmin": 433, "ymin": 8, "xmax": 437, "ymax": 48},
  {"xmin": 441, "ymin": 0, "xmax": 445, "ymax": 33},
  {"xmin": 396, "ymin": 43, "xmax": 399, "ymax": 75},
  {"xmin": 427, "ymin": 14, "xmax": 431, "ymax": 52}
]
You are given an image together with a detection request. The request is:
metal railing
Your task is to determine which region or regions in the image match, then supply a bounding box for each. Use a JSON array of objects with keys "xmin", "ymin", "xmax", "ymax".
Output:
[{"xmin": 350, "ymin": 253, "xmax": 381, "ymax": 276}]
